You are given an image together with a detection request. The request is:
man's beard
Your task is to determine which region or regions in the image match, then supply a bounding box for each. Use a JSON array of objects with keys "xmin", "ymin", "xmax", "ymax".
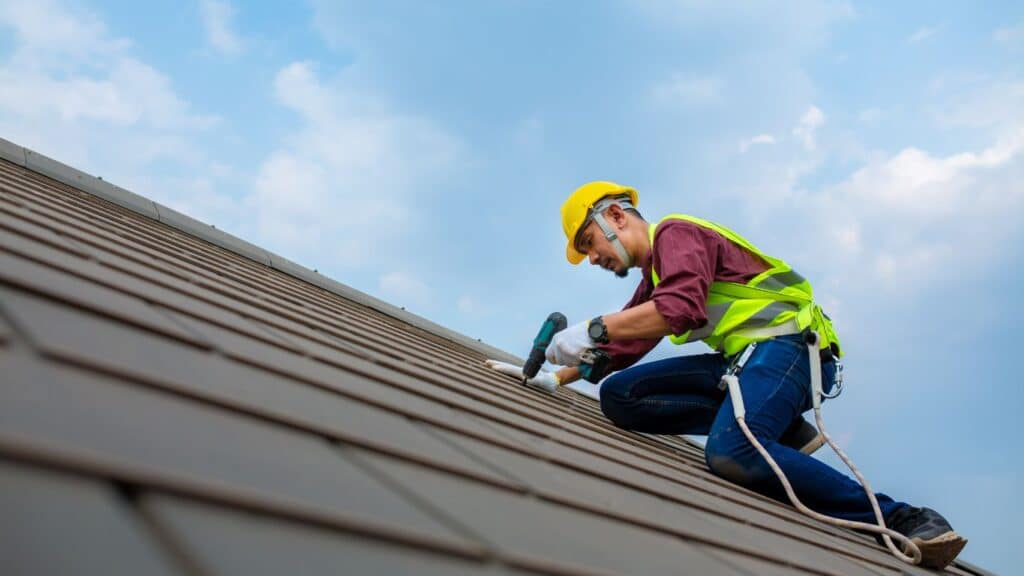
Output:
[{"xmin": 614, "ymin": 267, "xmax": 629, "ymax": 279}]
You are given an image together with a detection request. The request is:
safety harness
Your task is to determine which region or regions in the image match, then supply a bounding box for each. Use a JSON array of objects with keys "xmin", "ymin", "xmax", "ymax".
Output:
[
  {"xmin": 649, "ymin": 216, "xmax": 923, "ymax": 566},
  {"xmin": 722, "ymin": 327, "xmax": 922, "ymax": 565}
]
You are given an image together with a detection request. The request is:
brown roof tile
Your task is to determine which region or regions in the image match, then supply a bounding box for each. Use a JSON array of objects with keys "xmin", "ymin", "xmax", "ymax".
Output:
[
  {"xmin": 0, "ymin": 460, "xmax": 179, "ymax": 576},
  {"xmin": 355, "ymin": 449, "xmax": 743, "ymax": 576},
  {"xmin": 0, "ymin": 142, "xmax": 985, "ymax": 575},
  {"xmin": 142, "ymin": 494, "xmax": 508, "ymax": 576}
]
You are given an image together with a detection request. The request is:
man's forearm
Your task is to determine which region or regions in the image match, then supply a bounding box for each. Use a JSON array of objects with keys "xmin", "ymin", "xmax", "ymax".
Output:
[{"xmin": 602, "ymin": 301, "xmax": 672, "ymax": 341}]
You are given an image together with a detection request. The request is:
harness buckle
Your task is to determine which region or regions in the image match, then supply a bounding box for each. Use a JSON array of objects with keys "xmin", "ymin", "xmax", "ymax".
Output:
[
  {"xmin": 719, "ymin": 342, "xmax": 757, "ymax": 390},
  {"xmin": 822, "ymin": 360, "xmax": 844, "ymax": 399}
]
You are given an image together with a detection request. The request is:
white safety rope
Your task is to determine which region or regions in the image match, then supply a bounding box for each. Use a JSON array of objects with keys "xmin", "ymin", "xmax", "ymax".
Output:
[{"xmin": 721, "ymin": 331, "xmax": 922, "ymax": 566}]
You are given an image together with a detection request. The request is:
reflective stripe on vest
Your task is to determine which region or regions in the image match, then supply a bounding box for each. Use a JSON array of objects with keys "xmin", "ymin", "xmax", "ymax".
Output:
[{"xmin": 649, "ymin": 214, "xmax": 842, "ymax": 357}]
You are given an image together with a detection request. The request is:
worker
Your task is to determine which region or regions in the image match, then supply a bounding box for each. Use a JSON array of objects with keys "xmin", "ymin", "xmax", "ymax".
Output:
[{"xmin": 486, "ymin": 181, "xmax": 967, "ymax": 569}]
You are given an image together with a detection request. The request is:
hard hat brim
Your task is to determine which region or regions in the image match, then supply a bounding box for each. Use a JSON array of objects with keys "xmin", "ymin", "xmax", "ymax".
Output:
[{"xmin": 566, "ymin": 241, "xmax": 585, "ymax": 265}]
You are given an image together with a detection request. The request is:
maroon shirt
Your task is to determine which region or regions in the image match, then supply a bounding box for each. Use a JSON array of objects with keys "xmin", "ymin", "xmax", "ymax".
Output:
[{"xmin": 600, "ymin": 219, "xmax": 770, "ymax": 371}]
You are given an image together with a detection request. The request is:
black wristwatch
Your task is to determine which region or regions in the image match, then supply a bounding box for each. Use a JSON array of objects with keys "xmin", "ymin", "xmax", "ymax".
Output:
[{"xmin": 588, "ymin": 316, "xmax": 610, "ymax": 344}]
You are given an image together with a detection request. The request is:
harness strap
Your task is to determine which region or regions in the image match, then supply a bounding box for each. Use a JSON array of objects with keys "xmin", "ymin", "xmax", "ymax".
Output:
[
  {"xmin": 720, "ymin": 332, "xmax": 922, "ymax": 566},
  {"xmin": 729, "ymin": 318, "xmax": 802, "ymax": 341}
]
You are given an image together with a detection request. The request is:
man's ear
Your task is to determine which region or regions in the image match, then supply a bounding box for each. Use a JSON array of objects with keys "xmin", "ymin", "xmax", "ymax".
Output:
[{"xmin": 607, "ymin": 203, "xmax": 628, "ymax": 229}]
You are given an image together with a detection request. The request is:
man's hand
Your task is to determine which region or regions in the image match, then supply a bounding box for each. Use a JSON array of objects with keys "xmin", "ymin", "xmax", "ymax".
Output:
[
  {"xmin": 484, "ymin": 360, "xmax": 560, "ymax": 393},
  {"xmin": 545, "ymin": 321, "xmax": 595, "ymax": 367}
]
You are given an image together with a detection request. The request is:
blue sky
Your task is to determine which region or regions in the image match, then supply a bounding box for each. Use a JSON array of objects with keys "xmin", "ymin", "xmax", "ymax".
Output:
[{"xmin": 1, "ymin": 1, "xmax": 1022, "ymax": 571}]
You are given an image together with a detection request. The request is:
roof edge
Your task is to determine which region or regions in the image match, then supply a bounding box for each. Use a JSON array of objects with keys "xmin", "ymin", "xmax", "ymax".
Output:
[{"xmin": 0, "ymin": 136, "xmax": 521, "ymax": 365}]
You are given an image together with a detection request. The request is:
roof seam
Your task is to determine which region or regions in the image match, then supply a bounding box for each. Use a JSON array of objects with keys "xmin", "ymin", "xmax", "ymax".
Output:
[
  {"xmin": 1, "ymin": 138, "xmax": 986, "ymax": 574},
  {"xmin": 0, "ymin": 137, "xmax": 520, "ymax": 365},
  {"xmin": 0, "ymin": 146, "xmax": 897, "ymax": 557},
  {"xmin": 0, "ymin": 445, "xmax": 487, "ymax": 563}
]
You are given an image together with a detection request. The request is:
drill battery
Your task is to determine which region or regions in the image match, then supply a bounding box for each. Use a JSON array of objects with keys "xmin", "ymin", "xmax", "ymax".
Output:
[{"xmin": 578, "ymin": 348, "xmax": 612, "ymax": 383}]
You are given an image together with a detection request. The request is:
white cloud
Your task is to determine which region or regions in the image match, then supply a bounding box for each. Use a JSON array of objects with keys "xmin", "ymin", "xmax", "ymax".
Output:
[
  {"xmin": 809, "ymin": 125, "xmax": 1024, "ymax": 301},
  {"xmin": 0, "ymin": 0, "xmax": 128, "ymax": 68},
  {"xmin": 907, "ymin": 25, "xmax": 939, "ymax": 44},
  {"xmin": 932, "ymin": 78, "xmax": 1024, "ymax": 131},
  {"xmin": 0, "ymin": 2, "xmax": 463, "ymax": 291},
  {"xmin": 0, "ymin": 0, "xmax": 249, "ymax": 262},
  {"xmin": 842, "ymin": 138, "xmax": 1021, "ymax": 211},
  {"xmin": 0, "ymin": 0, "xmax": 223, "ymax": 216},
  {"xmin": 739, "ymin": 133, "xmax": 776, "ymax": 153},
  {"xmin": 653, "ymin": 74, "xmax": 722, "ymax": 105},
  {"xmin": 457, "ymin": 295, "xmax": 485, "ymax": 316},
  {"xmin": 792, "ymin": 105, "xmax": 825, "ymax": 150},
  {"xmin": 0, "ymin": 58, "xmax": 216, "ymax": 129},
  {"xmin": 831, "ymin": 221, "xmax": 861, "ymax": 254},
  {"xmin": 102, "ymin": 165, "xmax": 241, "ymax": 234},
  {"xmin": 858, "ymin": 107, "xmax": 881, "ymax": 124},
  {"xmin": 724, "ymin": 80, "xmax": 1024, "ymax": 326},
  {"xmin": 199, "ymin": 0, "xmax": 243, "ymax": 56},
  {"xmin": 379, "ymin": 272, "xmax": 431, "ymax": 309},
  {"xmin": 248, "ymin": 152, "xmax": 331, "ymax": 249},
  {"xmin": 993, "ymin": 21, "xmax": 1024, "ymax": 48},
  {"xmin": 245, "ymin": 61, "xmax": 461, "ymax": 268},
  {"xmin": 629, "ymin": 0, "xmax": 855, "ymax": 53}
]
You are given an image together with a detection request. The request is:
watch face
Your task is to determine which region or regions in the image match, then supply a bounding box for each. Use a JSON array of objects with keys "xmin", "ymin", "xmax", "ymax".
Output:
[{"xmin": 589, "ymin": 319, "xmax": 606, "ymax": 341}]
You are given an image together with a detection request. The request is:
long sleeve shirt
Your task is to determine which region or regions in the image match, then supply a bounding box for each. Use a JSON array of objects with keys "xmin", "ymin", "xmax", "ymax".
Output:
[{"xmin": 600, "ymin": 219, "xmax": 770, "ymax": 371}]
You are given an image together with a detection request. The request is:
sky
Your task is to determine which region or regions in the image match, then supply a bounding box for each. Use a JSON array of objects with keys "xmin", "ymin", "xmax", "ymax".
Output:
[{"xmin": 1, "ymin": 1, "xmax": 1021, "ymax": 572}]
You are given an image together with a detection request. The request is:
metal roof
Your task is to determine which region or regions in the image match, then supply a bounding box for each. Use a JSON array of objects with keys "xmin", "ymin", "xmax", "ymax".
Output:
[{"xmin": 0, "ymin": 137, "xmax": 993, "ymax": 575}]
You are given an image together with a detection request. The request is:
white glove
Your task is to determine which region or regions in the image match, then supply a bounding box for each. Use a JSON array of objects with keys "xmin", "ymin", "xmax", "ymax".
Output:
[
  {"xmin": 545, "ymin": 321, "xmax": 595, "ymax": 367},
  {"xmin": 484, "ymin": 360, "xmax": 560, "ymax": 393}
]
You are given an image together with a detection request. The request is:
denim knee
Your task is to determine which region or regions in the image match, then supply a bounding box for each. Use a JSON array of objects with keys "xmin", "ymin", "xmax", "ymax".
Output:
[
  {"xmin": 704, "ymin": 428, "xmax": 767, "ymax": 487},
  {"xmin": 599, "ymin": 374, "xmax": 634, "ymax": 430}
]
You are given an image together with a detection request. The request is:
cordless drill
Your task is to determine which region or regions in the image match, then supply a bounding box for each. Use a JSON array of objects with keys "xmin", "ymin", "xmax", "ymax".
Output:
[
  {"xmin": 523, "ymin": 313, "xmax": 612, "ymax": 384},
  {"xmin": 522, "ymin": 312, "xmax": 566, "ymax": 383}
]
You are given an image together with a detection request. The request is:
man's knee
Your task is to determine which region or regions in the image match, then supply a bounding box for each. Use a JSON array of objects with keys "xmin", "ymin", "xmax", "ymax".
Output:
[
  {"xmin": 599, "ymin": 373, "xmax": 634, "ymax": 429},
  {"xmin": 704, "ymin": 429, "xmax": 763, "ymax": 486}
]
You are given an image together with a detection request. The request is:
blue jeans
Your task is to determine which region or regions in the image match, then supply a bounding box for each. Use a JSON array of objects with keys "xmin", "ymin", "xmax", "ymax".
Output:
[{"xmin": 599, "ymin": 334, "xmax": 908, "ymax": 523}]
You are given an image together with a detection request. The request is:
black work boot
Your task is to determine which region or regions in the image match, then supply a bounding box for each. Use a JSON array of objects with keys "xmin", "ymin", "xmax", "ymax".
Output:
[
  {"xmin": 885, "ymin": 506, "xmax": 967, "ymax": 570},
  {"xmin": 779, "ymin": 416, "xmax": 825, "ymax": 455}
]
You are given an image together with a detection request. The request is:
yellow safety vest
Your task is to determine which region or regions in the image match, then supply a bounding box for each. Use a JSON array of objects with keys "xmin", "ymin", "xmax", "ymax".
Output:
[{"xmin": 650, "ymin": 215, "xmax": 842, "ymax": 357}]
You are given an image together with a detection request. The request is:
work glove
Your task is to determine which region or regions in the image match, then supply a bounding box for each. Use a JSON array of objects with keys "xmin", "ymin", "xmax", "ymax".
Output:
[
  {"xmin": 545, "ymin": 321, "xmax": 594, "ymax": 367},
  {"xmin": 484, "ymin": 360, "xmax": 560, "ymax": 394}
]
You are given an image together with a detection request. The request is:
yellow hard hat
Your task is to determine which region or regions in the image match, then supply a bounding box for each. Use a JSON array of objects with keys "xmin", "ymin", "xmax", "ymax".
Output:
[{"xmin": 561, "ymin": 181, "xmax": 639, "ymax": 264}]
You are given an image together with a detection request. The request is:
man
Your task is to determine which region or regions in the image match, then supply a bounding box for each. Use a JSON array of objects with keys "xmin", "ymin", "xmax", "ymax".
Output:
[{"xmin": 486, "ymin": 181, "xmax": 967, "ymax": 569}]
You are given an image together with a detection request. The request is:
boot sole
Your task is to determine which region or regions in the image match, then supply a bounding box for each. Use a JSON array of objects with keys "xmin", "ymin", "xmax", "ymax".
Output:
[{"xmin": 912, "ymin": 531, "xmax": 967, "ymax": 570}]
